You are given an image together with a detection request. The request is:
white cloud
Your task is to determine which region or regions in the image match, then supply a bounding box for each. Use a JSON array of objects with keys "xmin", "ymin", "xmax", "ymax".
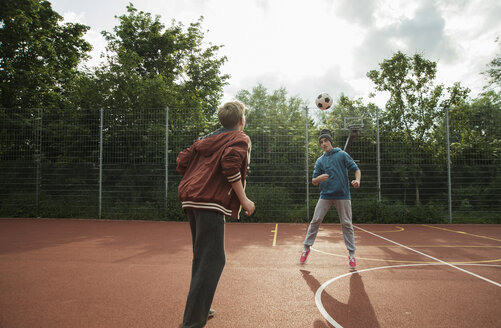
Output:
[
  {"xmin": 335, "ymin": 0, "xmax": 376, "ymax": 26},
  {"xmin": 60, "ymin": 11, "xmax": 85, "ymax": 24}
]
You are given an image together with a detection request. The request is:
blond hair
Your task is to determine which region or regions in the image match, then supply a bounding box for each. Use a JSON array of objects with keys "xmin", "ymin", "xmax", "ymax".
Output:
[{"xmin": 218, "ymin": 101, "xmax": 246, "ymax": 128}]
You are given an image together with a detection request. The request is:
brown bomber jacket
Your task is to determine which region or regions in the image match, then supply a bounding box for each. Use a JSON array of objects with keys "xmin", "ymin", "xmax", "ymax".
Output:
[{"xmin": 176, "ymin": 128, "xmax": 250, "ymax": 219}]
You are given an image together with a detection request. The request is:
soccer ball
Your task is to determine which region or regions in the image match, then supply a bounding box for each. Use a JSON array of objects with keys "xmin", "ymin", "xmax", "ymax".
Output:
[{"xmin": 315, "ymin": 93, "xmax": 333, "ymax": 110}]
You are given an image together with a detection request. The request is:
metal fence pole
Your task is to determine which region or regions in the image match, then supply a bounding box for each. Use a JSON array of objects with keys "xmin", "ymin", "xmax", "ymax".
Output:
[
  {"xmin": 35, "ymin": 107, "xmax": 42, "ymax": 218},
  {"xmin": 446, "ymin": 106, "xmax": 452, "ymax": 223},
  {"xmin": 165, "ymin": 106, "xmax": 169, "ymax": 219},
  {"xmin": 99, "ymin": 108, "xmax": 103, "ymax": 219},
  {"xmin": 305, "ymin": 106, "xmax": 310, "ymax": 221},
  {"xmin": 376, "ymin": 106, "xmax": 381, "ymax": 202}
]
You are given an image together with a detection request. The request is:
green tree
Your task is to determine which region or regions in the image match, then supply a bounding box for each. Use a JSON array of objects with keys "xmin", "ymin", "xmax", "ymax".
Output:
[
  {"xmin": 0, "ymin": 0, "xmax": 92, "ymax": 165},
  {"xmin": 68, "ymin": 4, "xmax": 231, "ymax": 219},
  {"xmin": 449, "ymin": 91, "xmax": 501, "ymax": 162},
  {"xmin": 483, "ymin": 37, "xmax": 501, "ymax": 90},
  {"xmin": 367, "ymin": 52, "xmax": 444, "ymax": 142},
  {"xmin": 237, "ymin": 84, "xmax": 310, "ymax": 176},
  {"xmin": 76, "ymin": 4, "xmax": 232, "ymax": 171},
  {"xmin": 442, "ymin": 91, "xmax": 501, "ymax": 221},
  {"xmin": 0, "ymin": 0, "xmax": 91, "ymax": 109},
  {"xmin": 236, "ymin": 84, "xmax": 311, "ymax": 220},
  {"xmin": 90, "ymin": 4, "xmax": 229, "ymax": 116},
  {"xmin": 0, "ymin": 0, "xmax": 92, "ymax": 217},
  {"xmin": 367, "ymin": 51, "xmax": 469, "ymax": 204}
]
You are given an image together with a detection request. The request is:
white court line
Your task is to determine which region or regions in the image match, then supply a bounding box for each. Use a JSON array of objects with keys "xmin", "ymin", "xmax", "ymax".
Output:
[
  {"xmin": 315, "ymin": 263, "xmax": 501, "ymax": 328},
  {"xmin": 354, "ymin": 225, "xmax": 501, "ymax": 287}
]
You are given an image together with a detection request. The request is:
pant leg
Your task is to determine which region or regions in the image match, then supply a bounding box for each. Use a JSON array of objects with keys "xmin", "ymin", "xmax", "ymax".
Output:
[
  {"xmin": 303, "ymin": 199, "xmax": 334, "ymax": 247},
  {"xmin": 182, "ymin": 209, "xmax": 226, "ymax": 328},
  {"xmin": 333, "ymin": 199, "xmax": 356, "ymax": 256}
]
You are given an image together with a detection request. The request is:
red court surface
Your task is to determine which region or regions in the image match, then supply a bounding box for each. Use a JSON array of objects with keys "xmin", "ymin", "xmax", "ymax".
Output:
[{"xmin": 0, "ymin": 218, "xmax": 500, "ymax": 328}]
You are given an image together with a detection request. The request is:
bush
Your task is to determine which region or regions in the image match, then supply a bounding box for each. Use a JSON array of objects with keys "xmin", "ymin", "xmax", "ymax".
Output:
[
  {"xmin": 242, "ymin": 185, "xmax": 304, "ymax": 222},
  {"xmin": 353, "ymin": 200, "xmax": 447, "ymax": 224}
]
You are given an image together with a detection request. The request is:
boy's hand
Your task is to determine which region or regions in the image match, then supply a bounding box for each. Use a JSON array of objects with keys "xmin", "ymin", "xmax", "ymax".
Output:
[
  {"xmin": 318, "ymin": 174, "xmax": 329, "ymax": 182},
  {"xmin": 242, "ymin": 198, "xmax": 255, "ymax": 216},
  {"xmin": 351, "ymin": 180, "xmax": 361, "ymax": 189},
  {"xmin": 312, "ymin": 174, "xmax": 329, "ymax": 186}
]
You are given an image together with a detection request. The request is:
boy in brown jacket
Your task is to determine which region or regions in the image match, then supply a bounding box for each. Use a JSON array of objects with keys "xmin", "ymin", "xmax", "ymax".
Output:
[{"xmin": 177, "ymin": 101, "xmax": 255, "ymax": 328}]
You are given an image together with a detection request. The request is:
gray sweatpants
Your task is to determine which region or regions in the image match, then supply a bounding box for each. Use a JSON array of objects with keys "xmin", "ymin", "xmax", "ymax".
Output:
[{"xmin": 303, "ymin": 199, "xmax": 356, "ymax": 256}]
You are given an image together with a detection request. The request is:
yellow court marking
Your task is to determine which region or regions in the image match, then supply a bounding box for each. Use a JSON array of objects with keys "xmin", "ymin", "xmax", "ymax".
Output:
[
  {"xmin": 271, "ymin": 223, "xmax": 278, "ymax": 247},
  {"xmin": 422, "ymin": 224, "xmax": 501, "ymax": 242},
  {"xmin": 310, "ymin": 246, "xmax": 501, "ymax": 264}
]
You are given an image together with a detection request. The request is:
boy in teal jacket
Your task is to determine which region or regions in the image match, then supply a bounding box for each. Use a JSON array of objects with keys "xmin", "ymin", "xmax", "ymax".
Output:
[{"xmin": 300, "ymin": 129, "xmax": 361, "ymax": 270}]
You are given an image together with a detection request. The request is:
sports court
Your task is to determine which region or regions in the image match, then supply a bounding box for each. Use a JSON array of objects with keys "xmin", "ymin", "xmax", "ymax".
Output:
[{"xmin": 1, "ymin": 218, "xmax": 500, "ymax": 327}]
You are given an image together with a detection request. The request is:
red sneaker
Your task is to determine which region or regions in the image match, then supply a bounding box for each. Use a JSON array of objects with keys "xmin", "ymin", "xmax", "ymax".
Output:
[
  {"xmin": 300, "ymin": 249, "xmax": 310, "ymax": 264},
  {"xmin": 348, "ymin": 255, "xmax": 357, "ymax": 270}
]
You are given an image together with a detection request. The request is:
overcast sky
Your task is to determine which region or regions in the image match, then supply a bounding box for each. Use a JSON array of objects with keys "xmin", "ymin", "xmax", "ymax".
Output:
[{"xmin": 51, "ymin": 0, "xmax": 501, "ymax": 107}]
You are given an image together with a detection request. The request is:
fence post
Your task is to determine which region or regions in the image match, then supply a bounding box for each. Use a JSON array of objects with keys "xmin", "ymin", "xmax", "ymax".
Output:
[
  {"xmin": 376, "ymin": 106, "xmax": 381, "ymax": 202},
  {"xmin": 305, "ymin": 106, "xmax": 310, "ymax": 221},
  {"xmin": 35, "ymin": 108, "xmax": 42, "ymax": 218},
  {"xmin": 165, "ymin": 106, "xmax": 169, "ymax": 219},
  {"xmin": 446, "ymin": 106, "xmax": 452, "ymax": 223},
  {"xmin": 99, "ymin": 108, "xmax": 103, "ymax": 219}
]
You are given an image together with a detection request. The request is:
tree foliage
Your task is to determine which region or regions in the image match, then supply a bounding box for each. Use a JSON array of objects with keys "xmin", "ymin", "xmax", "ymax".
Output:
[
  {"xmin": 236, "ymin": 84, "xmax": 311, "ymax": 178},
  {"xmin": 234, "ymin": 85, "xmax": 312, "ymax": 220},
  {"xmin": 366, "ymin": 51, "xmax": 469, "ymax": 142},
  {"xmin": 0, "ymin": 0, "xmax": 91, "ymax": 109},
  {"xmin": 367, "ymin": 51, "xmax": 470, "ymax": 204},
  {"xmin": 449, "ymin": 90, "xmax": 501, "ymax": 162},
  {"xmin": 87, "ymin": 4, "xmax": 229, "ymax": 117},
  {"xmin": 483, "ymin": 37, "xmax": 501, "ymax": 90}
]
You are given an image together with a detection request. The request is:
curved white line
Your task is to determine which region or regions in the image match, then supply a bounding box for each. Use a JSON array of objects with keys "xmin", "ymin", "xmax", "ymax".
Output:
[{"xmin": 315, "ymin": 263, "xmax": 501, "ymax": 327}]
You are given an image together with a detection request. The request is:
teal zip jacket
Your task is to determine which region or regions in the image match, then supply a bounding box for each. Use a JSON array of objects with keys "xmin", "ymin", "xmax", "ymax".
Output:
[{"xmin": 312, "ymin": 147, "xmax": 359, "ymax": 200}]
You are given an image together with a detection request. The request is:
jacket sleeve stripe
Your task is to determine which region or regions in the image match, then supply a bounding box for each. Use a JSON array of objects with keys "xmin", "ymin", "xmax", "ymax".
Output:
[{"xmin": 227, "ymin": 172, "xmax": 241, "ymax": 183}]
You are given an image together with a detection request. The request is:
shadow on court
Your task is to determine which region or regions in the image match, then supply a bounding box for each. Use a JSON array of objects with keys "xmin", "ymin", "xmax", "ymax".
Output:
[
  {"xmin": 300, "ymin": 269, "xmax": 380, "ymax": 328},
  {"xmin": 0, "ymin": 219, "xmax": 264, "ymax": 259}
]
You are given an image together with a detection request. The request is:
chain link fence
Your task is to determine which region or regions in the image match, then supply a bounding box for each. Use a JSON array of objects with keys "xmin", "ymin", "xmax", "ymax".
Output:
[{"xmin": 1, "ymin": 106, "xmax": 499, "ymax": 223}]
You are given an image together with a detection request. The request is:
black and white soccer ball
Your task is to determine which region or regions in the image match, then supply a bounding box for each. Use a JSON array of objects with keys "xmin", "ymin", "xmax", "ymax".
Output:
[{"xmin": 315, "ymin": 92, "xmax": 333, "ymax": 110}]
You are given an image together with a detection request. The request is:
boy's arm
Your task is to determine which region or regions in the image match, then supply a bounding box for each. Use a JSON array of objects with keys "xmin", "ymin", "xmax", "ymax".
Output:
[
  {"xmin": 176, "ymin": 147, "xmax": 194, "ymax": 175},
  {"xmin": 351, "ymin": 169, "xmax": 361, "ymax": 188},
  {"xmin": 311, "ymin": 158, "xmax": 327, "ymax": 186},
  {"xmin": 343, "ymin": 152, "xmax": 361, "ymax": 188},
  {"xmin": 312, "ymin": 174, "xmax": 329, "ymax": 186},
  {"xmin": 221, "ymin": 138, "xmax": 255, "ymax": 216},
  {"xmin": 231, "ymin": 180, "xmax": 255, "ymax": 216}
]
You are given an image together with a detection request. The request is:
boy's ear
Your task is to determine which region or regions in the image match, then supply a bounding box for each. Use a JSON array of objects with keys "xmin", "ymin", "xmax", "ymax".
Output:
[{"xmin": 238, "ymin": 116, "xmax": 245, "ymax": 129}]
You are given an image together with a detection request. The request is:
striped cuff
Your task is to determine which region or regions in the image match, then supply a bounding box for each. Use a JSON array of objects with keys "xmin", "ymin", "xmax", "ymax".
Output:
[{"xmin": 227, "ymin": 172, "xmax": 241, "ymax": 183}]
